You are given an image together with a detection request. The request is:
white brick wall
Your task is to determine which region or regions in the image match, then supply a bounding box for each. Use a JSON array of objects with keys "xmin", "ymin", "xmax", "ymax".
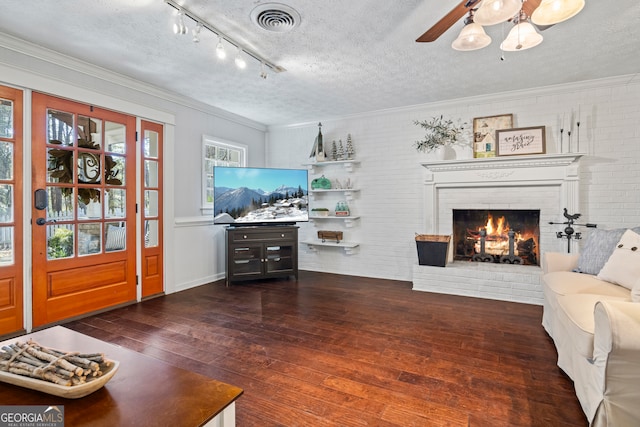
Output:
[
  {"xmin": 412, "ymin": 263, "xmax": 543, "ymax": 305},
  {"xmin": 266, "ymin": 75, "xmax": 640, "ymax": 304}
]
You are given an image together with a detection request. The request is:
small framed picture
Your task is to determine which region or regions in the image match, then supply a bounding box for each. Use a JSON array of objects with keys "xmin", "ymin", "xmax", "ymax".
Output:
[
  {"xmin": 473, "ymin": 114, "xmax": 513, "ymax": 158},
  {"xmin": 496, "ymin": 126, "xmax": 546, "ymax": 156}
]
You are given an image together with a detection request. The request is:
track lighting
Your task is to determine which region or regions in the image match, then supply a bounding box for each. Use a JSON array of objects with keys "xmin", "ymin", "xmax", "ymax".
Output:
[
  {"xmin": 234, "ymin": 48, "xmax": 247, "ymax": 69},
  {"xmin": 165, "ymin": 0, "xmax": 286, "ymax": 76},
  {"xmin": 173, "ymin": 11, "xmax": 187, "ymax": 35},
  {"xmin": 216, "ymin": 37, "xmax": 226, "ymax": 60},
  {"xmin": 192, "ymin": 23, "xmax": 202, "ymax": 43}
]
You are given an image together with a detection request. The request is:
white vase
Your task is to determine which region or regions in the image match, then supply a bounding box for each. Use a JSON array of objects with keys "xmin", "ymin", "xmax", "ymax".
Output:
[{"xmin": 433, "ymin": 145, "xmax": 446, "ymax": 160}]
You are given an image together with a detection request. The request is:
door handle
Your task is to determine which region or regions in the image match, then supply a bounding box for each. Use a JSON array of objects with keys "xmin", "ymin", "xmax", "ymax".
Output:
[
  {"xmin": 35, "ymin": 218, "xmax": 57, "ymax": 226},
  {"xmin": 34, "ymin": 189, "xmax": 47, "ymax": 210}
]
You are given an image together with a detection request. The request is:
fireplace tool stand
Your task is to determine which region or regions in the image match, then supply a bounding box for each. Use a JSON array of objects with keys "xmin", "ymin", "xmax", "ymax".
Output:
[{"xmin": 549, "ymin": 208, "xmax": 597, "ymax": 253}]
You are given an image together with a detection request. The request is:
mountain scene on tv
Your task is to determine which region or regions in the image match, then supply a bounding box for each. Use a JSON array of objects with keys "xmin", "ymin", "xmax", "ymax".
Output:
[{"xmin": 213, "ymin": 168, "xmax": 308, "ymax": 224}]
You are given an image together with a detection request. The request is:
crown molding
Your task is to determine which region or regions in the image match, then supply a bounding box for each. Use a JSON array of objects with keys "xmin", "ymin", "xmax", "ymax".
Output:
[{"xmin": 268, "ymin": 74, "xmax": 639, "ymax": 131}]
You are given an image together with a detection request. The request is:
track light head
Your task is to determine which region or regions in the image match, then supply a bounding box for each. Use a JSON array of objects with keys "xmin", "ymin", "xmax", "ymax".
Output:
[
  {"xmin": 216, "ymin": 37, "xmax": 227, "ymax": 60},
  {"xmin": 192, "ymin": 23, "xmax": 202, "ymax": 42},
  {"xmin": 235, "ymin": 48, "xmax": 247, "ymax": 69},
  {"xmin": 173, "ymin": 11, "xmax": 187, "ymax": 35}
]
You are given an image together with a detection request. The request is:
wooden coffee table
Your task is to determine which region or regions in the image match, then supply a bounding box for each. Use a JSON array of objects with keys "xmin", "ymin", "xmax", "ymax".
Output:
[{"xmin": 0, "ymin": 326, "xmax": 243, "ymax": 427}]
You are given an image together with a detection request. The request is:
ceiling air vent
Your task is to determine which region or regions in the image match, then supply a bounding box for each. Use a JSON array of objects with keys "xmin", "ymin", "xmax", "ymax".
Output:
[{"xmin": 250, "ymin": 3, "xmax": 300, "ymax": 33}]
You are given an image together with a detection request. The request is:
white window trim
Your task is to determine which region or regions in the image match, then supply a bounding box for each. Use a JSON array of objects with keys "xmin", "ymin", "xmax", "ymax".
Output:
[{"xmin": 201, "ymin": 135, "xmax": 247, "ymax": 215}]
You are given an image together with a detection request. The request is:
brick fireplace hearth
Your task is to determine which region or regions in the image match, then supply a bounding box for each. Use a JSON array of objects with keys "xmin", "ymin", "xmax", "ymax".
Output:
[{"xmin": 413, "ymin": 153, "xmax": 583, "ymax": 305}]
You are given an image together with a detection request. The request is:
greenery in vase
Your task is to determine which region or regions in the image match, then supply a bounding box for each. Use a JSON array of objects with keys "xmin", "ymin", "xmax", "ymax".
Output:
[{"xmin": 413, "ymin": 115, "xmax": 467, "ymax": 152}]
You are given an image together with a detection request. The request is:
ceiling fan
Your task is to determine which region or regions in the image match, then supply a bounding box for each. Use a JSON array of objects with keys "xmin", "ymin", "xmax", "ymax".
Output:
[{"xmin": 416, "ymin": 0, "xmax": 542, "ymax": 43}]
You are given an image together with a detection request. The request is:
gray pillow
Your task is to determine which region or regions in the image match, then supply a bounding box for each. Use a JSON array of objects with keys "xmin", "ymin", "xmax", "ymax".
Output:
[{"xmin": 576, "ymin": 226, "xmax": 640, "ymax": 275}]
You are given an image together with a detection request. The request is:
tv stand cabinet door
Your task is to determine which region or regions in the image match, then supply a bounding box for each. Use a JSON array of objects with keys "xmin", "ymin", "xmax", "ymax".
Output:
[
  {"xmin": 228, "ymin": 244, "xmax": 263, "ymax": 281},
  {"xmin": 264, "ymin": 243, "xmax": 296, "ymax": 277}
]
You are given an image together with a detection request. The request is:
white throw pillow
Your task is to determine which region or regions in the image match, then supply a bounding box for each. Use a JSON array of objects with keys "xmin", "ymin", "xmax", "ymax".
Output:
[
  {"xmin": 597, "ymin": 229, "xmax": 640, "ymax": 290},
  {"xmin": 632, "ymin": 278, "xmax": 640, "ymax": 303}
]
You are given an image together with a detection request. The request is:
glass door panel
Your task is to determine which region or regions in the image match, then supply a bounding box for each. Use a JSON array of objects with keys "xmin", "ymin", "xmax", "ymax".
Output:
[
  {"xmin": 0, "ymin": 142, "xmax": 13, "ymax": 179},
  {"xmin": 0, "ymin": 226, "xmax": 14, "ymax": 265},
  {"xmin": 105, "ymin": 121, "xmax": 126, "ymax": 154},
  {"xmin": 144, "ymin": 160, "xmax": 158, "ymax": 187},
  {"xmin": 144, "ymin": 190, "xmax": 158, "ymax": 217},
  {"xmin": 47, "ymin": 110, "xmax": 74, "ymax": 146},
  {"xmin": 105, "ymin": 189, "xmax": 126, "ymax": 218}
]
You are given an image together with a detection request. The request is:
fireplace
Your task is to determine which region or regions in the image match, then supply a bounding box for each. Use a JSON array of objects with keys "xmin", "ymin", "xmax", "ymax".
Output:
[
  {"xmin": 415, "ymin": 154, "xmax": 583, "ymax": 305},
  {"xmin": 452, "ymin": 209, "xmax": 540, "ymax": 265}
]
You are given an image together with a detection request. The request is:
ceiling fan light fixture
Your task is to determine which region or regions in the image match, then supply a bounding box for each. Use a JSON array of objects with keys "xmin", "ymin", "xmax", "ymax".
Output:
[
  {"xmin": 531, "ymin": 0, "xmax": 585, "ymax": 25},
  {"xmin": 500, "ymin": 21, "xmax": 543, "ymax": 51},
  {"xmin": 474, "ymin": 0, "xmax": 522, "ymax": 26},
  {"xmin": 452, "ymin": 22, "xmax": 492, "ymax": 51}
]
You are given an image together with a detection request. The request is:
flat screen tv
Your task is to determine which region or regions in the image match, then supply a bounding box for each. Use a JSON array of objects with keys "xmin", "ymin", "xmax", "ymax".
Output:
[{"xmin": 213, "ymin": 166, "xmax": 309, "ymax": 225}]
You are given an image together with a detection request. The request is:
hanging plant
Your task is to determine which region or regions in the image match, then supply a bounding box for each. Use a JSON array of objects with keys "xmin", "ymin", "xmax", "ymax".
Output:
[{"xmin": 413, "ymin": 116, "xmax": 467, "ymax": 152}]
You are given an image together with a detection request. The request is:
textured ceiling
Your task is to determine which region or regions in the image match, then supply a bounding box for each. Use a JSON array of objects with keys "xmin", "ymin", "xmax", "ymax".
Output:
[{"xmin": 0, "ymin": 0, "xmax": 639, "ymax": 126}]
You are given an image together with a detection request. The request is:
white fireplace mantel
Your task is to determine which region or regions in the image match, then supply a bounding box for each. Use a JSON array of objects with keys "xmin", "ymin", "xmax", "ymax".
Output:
[
  {"xmin": 414, "ymin": 153, "xmax": 584, "ymax": 305},
  {"xmin": 420, "ymin": 153, "xmax": 583, "ymax": 235}
]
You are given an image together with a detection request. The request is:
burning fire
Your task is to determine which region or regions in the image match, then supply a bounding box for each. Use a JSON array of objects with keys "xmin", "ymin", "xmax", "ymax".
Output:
[
  {"xmin": 484, "ymin": 214, "xmax": 506, "ymax": 236},
  {"xmin": 473, "ymin": 214, "xmax": 530, "ymax": 256}
]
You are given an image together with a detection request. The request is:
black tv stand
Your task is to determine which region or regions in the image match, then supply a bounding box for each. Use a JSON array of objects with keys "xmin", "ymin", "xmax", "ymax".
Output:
[{"xmin": 225, "ymin": 225, "xmax": 298, "ymax": 285}]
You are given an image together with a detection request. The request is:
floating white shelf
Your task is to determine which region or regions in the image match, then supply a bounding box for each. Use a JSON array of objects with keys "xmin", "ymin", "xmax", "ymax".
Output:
[
  {"xmin": 302, "ymin": 240, "xmax": 359, "ymax": 254},
  {"xmin": 303, "ymin": 160, "xmax": 360, "ymax": 173},
  {"xmin": 309, "ymin": 188, "xmax": 359, "ymax": 201},
  {"xmin": 309, "ymin": 215, "xmax": 360, "ymax": 227}
]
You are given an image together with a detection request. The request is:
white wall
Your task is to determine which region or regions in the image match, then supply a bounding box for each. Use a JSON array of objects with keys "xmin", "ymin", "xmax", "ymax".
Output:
[{"xmin": 267, "ymin": 75, "xmax": 640, "ymax": 282}]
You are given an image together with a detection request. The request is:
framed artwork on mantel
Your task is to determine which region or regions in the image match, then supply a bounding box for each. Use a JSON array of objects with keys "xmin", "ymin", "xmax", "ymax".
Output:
[
  {"xmin": 496, "ymin": 126, "xmax": 546, "ymax": 156},
  {"xmin": 473, "ymin": 114, "xmax": 513, "ymax": 158}
]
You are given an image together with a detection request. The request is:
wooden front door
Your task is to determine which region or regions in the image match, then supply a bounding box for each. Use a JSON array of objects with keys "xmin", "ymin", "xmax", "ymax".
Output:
[
  {"xmin": 140, "ymin": 120, "xmax": 163, "ymax": 298},
  {"xmin": 31, "ymin": 93, "xmax": 137, "ymax": 327},
  {"xmin": 0, "ymin": 85, "xmax": 24, "ymax": 336}
]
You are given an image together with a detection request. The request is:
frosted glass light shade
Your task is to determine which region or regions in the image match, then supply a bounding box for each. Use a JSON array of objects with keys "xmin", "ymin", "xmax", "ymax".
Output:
[
  {"xmin": 500, "ymin": 22, "xmax": 543, "ymax": 51},
  {"xmin": 475, "ymin": 0, "xmax": 522, "ymax": 26},
  {"xmin": 451, "ymin": 23, "xmax": 492, "ymax": 51},
  {"xmin": 531, "ymin": 0, "xmax": 585, "ymax": 25}
]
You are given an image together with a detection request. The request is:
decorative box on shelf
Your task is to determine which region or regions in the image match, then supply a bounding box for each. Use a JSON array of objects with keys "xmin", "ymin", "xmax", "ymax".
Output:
[{"xmin": 318, "ymin": 230, "xmax": 343, "ymax": 243}]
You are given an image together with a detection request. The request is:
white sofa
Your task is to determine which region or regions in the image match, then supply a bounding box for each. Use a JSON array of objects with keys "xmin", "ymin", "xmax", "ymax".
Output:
[{"xmin": 542, "ymin": 228, "xmax": 640, "ymax": 427}]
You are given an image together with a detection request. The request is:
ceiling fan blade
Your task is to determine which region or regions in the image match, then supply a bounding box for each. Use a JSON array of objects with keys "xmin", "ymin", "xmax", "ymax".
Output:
[
  {"xmin": 522, "ymin": 0, "xmax": 554, "ymax": 31},
  {"xmin": 522, "ymin": 0, "xmax": 541, "ymax": 17},
  {"xmin": 416, "ymin": 1, "xmax": 475, "ymax": 43}
]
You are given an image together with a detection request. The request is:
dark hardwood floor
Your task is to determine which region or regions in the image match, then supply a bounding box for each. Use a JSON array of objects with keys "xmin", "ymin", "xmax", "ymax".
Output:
[{"xmin": 65, "ymin": 271, "xmax": 587, "ymax": 427}]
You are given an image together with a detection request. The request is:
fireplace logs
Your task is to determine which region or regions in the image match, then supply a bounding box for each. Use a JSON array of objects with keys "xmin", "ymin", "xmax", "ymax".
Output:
[{"xmin": 453, "ymin": 209, "xmax": 540, "ymax": 266}]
